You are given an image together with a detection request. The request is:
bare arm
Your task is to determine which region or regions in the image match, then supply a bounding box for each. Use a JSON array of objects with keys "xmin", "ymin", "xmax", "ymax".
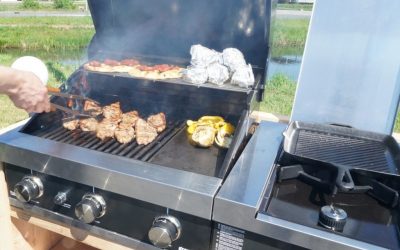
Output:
[{"xmin": 0, "ymin": 66, "xmax": 50, "ymax": 113}]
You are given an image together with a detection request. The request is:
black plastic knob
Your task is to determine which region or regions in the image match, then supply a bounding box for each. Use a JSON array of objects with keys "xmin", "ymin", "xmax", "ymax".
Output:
[
  {"xmin": 319, "ymin": 205, "xmax": 347, "ymax": 232},
  {"xmin": 148, "ymin": 216, "xmax": 181, "ymax": 248},
  {"xmin": 14, "ymin": 176, "xmax": 43, "ymax": 203},
  {"xmin": 75, "ymin": 194, "xmax": 106, "ymax": 224}
]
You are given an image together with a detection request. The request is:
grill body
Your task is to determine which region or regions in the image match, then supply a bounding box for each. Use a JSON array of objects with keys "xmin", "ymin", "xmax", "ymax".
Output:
[{"xmin": 0, "ymin": 0, "xmax": 276, "ymax": 248}]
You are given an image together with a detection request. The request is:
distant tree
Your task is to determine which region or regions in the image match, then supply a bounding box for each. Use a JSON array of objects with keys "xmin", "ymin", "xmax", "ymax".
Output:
[
  {"xmin": 22, "ymin": 0, "xmax": 40, "ymax": 9},
  {"xmin": 54, "ymin": 0, "xmax": 76, "ymax": 9}
]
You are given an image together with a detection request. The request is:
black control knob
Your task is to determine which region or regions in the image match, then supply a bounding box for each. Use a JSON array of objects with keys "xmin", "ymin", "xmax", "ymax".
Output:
[
  {"xmin": 319, "ymin": 205, "xmax": 347, "ymax": 232},
  {"xmin": 14, "ymin": 176, "xmax": 43, "ymax": 203},
  {"xmin": 148, "ymin": 216, "xmax": 182, "ymax": 248},
  {"xmin": 75, "ymin": 193, "xmax": 106, "ymax": 224}
]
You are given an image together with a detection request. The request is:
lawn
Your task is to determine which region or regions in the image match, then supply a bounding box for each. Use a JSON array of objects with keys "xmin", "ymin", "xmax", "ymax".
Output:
[
  {"xmin": 261, "ymin": 74, "xmax": 296, "ymax": 116},
  {"xmin": 0, "ymin": 16, "xmax": 94, "ymax": 51},
  {"xmin": 0, "ymin": 2, "xmax": 87, "ymax": 11},
  {"xmin": 0, "ymin": 16, "xmax": 93, "ymax": 26},
  {"xmin": 272, "ymin": 19, "xmax": 309, "ymax": 48},
  {"xmin": 277, "ymin": 3, "xmax": 313, "ymax": 11}
]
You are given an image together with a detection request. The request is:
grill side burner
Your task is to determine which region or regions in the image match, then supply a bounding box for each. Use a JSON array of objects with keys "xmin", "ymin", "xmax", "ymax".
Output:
[{"xmin": 264, "ymin": 165, "xmax": 400, "ymax": 250}]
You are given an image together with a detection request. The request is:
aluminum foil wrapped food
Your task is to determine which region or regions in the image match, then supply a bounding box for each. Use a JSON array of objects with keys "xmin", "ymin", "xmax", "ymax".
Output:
[
  {"xmin": 231, "ymin": 64, "xmax": 255, "ymax": 88},
  {"xmin": 182, "ymin": 66, "xmax": 208, "ymax": 85},
  {"xmin": 190, "ymin": 44, "xmax": 222, "ymax": 67},
  {"xmin": 207, "ymin": 63, "xmax": 230, "ymax": 86},
  {"xmin": 222, "ymin": 48, "xmax": 246, "ymax": 72}
]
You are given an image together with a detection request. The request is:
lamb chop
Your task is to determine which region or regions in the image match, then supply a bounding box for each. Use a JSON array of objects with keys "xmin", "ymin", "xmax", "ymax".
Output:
[
  {"xmin": 135, "ymin": 118, "xmax": 157, "ymax": 145},
  {"xmin": 63, "ymin": 119, "xmax": 79, "ymax": 131},
  {"xmin": 102, "ymin": 102, "xmax": 122, "ymax": 121},
  {"xmin": 79, "ymin": 118, "xmax": 98, "ymax": 132},
  {"xmin": 114, "ymin": 123, "xmax": 135, "ymax": 144},
  {"xmin": 84, "ymin": 100, "xmax": 102, "ymax": 117},
  {"xmin": 121, "ymin": 111, "xmax": 139, "ymax": 126},
  {"xmin": 147, "ymin": 112, "xmax": 167, "ymax": 133},
  {"xmin": 96, "ymin": 119, "xmax": 118, "ymax": 140}
]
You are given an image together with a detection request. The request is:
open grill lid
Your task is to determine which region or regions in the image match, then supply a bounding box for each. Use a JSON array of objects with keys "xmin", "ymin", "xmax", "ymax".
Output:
[
  {"xmin": 87, "ymin": 0, "xmax": 272, "ymax": 70},
  {"xmin": 291, "ymin": 1, "xmax": 400, "ymax": 134}
]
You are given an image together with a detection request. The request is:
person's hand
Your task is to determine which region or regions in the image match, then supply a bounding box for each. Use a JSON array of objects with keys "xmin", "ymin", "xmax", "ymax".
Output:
[{"xmin": 8, "ymin": 69, "xmax": 51, "ymax": 113}]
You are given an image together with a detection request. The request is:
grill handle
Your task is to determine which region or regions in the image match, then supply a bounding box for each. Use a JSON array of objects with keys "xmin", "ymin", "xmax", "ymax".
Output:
[{"xmin": 328, "ymin": 123, "xmax": 353, "ymax": 129}]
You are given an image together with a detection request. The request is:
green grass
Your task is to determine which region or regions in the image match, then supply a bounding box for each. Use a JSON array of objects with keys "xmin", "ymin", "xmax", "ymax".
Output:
[
  {"xmin": 277, "ymin": 3, "xmax": 313, "ymax": 11},
  {"xmin": 395, "ymin": 113, "xmax": 400, "ymax": 132},
  {"xmin": 0, "ymin": 26, "xmax": 94, "ymax": 50},
  {"xmin": 272, "ymin": 19, "xmax": 309, "ymax": 48},
  {"xmin": 0, "ymin": 95, "xmax": 29, "ymax": 128},
  {"xmin": 0, "ymin": 2, "xmax": 87, "ymax": 12},
  {"xmin": 0, "ymin": 16, "xmax": 90, "ymax": 129},
  {"xmin": 260, "ymin": 74, "xmax": 296, "ymax": 116},
  {"xmin": 0, "ymin": 16, "xmax": 93, "ymax": 26},
  {"xmin": 270, "ymin": 45, "xmax": 304, "ymax": 58},
  {"xmin": 0, "ymin": 17, "xmax": 93, "ymax": 51}
]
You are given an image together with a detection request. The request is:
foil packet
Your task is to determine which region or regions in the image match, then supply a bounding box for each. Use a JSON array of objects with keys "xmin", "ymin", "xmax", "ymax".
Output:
[
  {"xmin": 222, "ymin": 48, "xmax": 247, "ymax": 72},
  {"xmin": 231, "ymin": 64, "xmax": 255, "ymax": 88},
  {"xmin": 190, "ymin": 44, "xmax": 222, "ymax": 67},
  {"xmin": 182, "ymin": 66, "xmax": 208, "ymax": 85},
  {"xmin": 207, "ymin": 63, "xmax": 230, "ymax": 86}
]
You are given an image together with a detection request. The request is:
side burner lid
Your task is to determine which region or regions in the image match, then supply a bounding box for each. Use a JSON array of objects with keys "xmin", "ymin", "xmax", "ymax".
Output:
[{"xmin": 291, "ymin": 1, "xmax": 400, "ymax": 134}]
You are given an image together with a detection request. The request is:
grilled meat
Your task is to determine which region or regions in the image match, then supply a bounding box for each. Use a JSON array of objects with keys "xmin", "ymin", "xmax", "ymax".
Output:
[
  {"xmin": 84, "ymin": 100, "xmax": 102, "ymax": 117},
  {"xmin": 114, "ymin": 123, "xmax": 135, "ymax": 144},
  {"xmin": 96, "ymin": 119, "xmax": 118, "ymax": 140},
  {"xmin": 89, "ymin": 60, "xmax": 101, "ymax": 67},
  {"xmin": 147, "ymin": 112, "xmax": 167, "ymax": 133},
  {"xmin": 103, "ymin": 59, "xmax": 120, "ymax": 66},
  {"xmin": 102, "ymin": 102, "xmax": 122, "ymax": 120},
  {"xmin": 135, "ymin": 118, "xmax": 157, "ymax": 145},
  {"xmin": 120, "ymin": 59, "xmax": 139, "ymax": 66},
  {"xmin": 79, "ymin": 118, "xmax": 98, "ymax": 132},
  {"xmin": 121, "ymin": 111, "xmax": 139, "ymax": 125},
  {"xmin": 63, "ymin": 119, "xmax": 79, "ymax": 131}
]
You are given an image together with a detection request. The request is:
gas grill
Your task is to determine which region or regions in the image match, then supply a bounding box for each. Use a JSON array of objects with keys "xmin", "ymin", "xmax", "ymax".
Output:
[{"xmin": 0, "ymin": 0, "xmax": 274, "ymax": 249}]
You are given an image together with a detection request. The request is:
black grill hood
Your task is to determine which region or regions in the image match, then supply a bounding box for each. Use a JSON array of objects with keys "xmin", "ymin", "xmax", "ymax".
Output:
[{"xmin": 87, "ymin": 0, "xmax": 273, "ymax": 69}]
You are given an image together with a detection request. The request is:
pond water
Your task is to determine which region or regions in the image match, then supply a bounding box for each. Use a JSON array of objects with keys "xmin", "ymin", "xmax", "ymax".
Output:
[
  {"xmin": 267, "ymin": 55, "xmax": 302, "ymax": 82},
  {"xmin": 3, "ymin": 49, "xmax": 86, "ymax": 66}
]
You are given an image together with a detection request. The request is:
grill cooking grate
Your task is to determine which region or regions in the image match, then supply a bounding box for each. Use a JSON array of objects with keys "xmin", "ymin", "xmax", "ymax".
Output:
[
  {"xmin": 33, "ymin": 121, "xmax": 185, "ymax": 161},
  {"xmin": 295, "ymin": 130, "xmax": 389, "ymax": 172}
]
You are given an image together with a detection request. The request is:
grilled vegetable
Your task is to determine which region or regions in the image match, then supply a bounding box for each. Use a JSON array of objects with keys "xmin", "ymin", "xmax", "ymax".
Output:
[
  {"xmin": 191, "ymin": 125, "xmax": 216, "ymax": 148},
  {"xmin": 186, "ymin": 116, "xmax": 235, "ymax": 148}
]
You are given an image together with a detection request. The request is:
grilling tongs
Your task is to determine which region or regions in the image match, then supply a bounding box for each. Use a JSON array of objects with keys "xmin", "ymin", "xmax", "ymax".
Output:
[{"xmin": 47, "ymin": 86, "xmax": 99, "ymax": 118}]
